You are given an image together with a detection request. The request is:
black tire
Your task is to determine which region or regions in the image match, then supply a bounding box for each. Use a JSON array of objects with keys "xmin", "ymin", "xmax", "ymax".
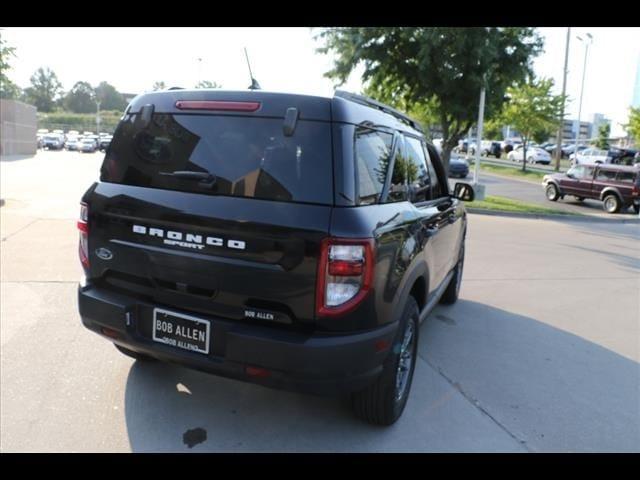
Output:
[
  {"xmin": 602, "ymin": 194, "xmax": 621, "ymax": 214},
  {"xmin": 545, "ymin": 183, "xmax": 560, "ymax": 202},
  {"xmin": 114, "ymin": 343, "xmax": 156, "ymax": 361},
  {"xmin": 351, "ymin": 296, "xmax": 419, "ymax": 426},
  {"xmin": 634, "ymin": 203, "xmax": 639, "ymax": 215},
  {"xmin": 440, "ymin": 245, "xmax": 465, "ymax": 305}
]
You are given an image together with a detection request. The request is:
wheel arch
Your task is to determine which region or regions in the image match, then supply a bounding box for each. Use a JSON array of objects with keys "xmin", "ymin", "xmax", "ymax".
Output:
[{"xmin": 600, "ymin": 187, "xmax": 623, "ymax": 202}]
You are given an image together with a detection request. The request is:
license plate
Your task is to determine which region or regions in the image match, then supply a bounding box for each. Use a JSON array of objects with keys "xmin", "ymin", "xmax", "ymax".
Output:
[{"xmin": 152, "ymin": 308, "xmax": 210, "ymax": 354}]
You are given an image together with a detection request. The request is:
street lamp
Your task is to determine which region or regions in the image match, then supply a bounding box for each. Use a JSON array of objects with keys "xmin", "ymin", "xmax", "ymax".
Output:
[
  {"xmin": 574, "ymin": 32, "xmax": 593, "ymax": 156},
  {"xmin": 96, "ymin": 100, "xmax": 101, "ymax": 135}
]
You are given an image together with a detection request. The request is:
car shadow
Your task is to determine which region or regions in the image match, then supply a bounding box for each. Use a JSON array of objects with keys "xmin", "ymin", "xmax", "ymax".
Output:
[
  {"xmin": 422, "ymin": 300, "xmax": 640, "ymax": 452},
  {"xmin": 123, "ymin": 300, "xmax": 640, "ymax": 452}
]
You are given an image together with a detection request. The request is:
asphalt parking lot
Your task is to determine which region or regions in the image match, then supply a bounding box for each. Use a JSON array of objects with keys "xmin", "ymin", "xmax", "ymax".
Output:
[{"xmin": 1, "ymin": 150, "xmax": 639, "ymax": 452}]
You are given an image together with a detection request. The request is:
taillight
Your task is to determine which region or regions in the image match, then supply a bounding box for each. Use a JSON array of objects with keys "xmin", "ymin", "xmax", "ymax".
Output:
[
  {"xmin": 316, "ymin": 238, "xmax": 374, "ymax": 317},
  {"xmin": 78, "ymin": 202, "xmax": 89, "ymax": 271}
]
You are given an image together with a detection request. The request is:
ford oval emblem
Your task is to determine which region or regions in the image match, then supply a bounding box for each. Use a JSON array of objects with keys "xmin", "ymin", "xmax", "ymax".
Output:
[{"xmin": 95, "ymin": 247, "xmax": 113, "ymax": 261}]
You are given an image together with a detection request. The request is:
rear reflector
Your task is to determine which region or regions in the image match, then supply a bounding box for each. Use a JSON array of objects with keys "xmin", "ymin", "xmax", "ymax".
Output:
[
  {"xmin": 245, "ymin": 366, "xmax": 271, "ymax": 378},
  {"xmin": 101, "ymin": 327, "xmax": 120, "ymax": 339},
  {"xmin": 175, "ymin": 100, "xmax": 260, "ymax": 112}
]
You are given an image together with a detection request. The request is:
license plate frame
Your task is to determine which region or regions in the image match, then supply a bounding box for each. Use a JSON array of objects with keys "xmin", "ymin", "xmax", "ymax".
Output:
[{"xmin": 152, "ymin": 308, "xmax": 211, "ymax": 355}]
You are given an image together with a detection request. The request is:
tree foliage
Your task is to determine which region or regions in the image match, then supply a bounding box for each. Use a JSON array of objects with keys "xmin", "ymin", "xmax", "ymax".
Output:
[
  {"xmin": 22, "ymin": 67, "xmax": 62, "ymax": 112},
  {"xmin": 624, "ymin": 107, "xmax": 640, "ymax": 145},
  {"xmin": 95, "ymin": 81, "xmax": 127, "ymax": 111},
  {"xmin": 595, "ymin": 123, "xmax": 610, "ymax": 150},
  {"xmin": 0, "ymin": 36, "xmax": 21, "ymax": 100},
  {"xmin": 497, "ymin": 77, "xmax": 564, "ymax": 171},
  {"xmin": 64, "ymin": 81, "xmax": 96, "ymax": 113},
  {"xmin": 316, "ymin": 27, "xmax": 543, "ymax": 167}
]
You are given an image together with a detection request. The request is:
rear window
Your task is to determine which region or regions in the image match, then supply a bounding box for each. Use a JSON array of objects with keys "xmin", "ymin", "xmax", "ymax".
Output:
[{"xmin": 101, "ymin": 113, "xmax": 333, "ymax": 204}]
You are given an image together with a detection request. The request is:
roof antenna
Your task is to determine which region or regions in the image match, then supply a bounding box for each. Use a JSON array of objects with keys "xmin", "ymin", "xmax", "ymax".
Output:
[{"xmin": 244, "ymin": 47, "xmax": 261, "ymax": 90}]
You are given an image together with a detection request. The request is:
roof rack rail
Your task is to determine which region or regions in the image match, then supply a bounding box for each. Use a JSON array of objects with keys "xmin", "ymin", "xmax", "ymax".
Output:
[{"xmin": 334, "ymin": 90, "xmax": 423, "ymax": 133}]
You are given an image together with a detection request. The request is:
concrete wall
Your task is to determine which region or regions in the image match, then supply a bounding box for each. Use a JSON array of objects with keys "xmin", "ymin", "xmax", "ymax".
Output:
[{"xmin": 1, "ymin": 99, "xmax": 37, "ymax": 156}]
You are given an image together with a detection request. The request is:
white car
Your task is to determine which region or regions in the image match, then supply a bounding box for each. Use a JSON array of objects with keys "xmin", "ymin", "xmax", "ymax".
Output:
[
  {"xmin": 507, "ymin": 145, "xmax": 552, "ymax": 165},
  {"xmin": 571, "ymin": 148, "xmax": 611, "ymax": 165}
]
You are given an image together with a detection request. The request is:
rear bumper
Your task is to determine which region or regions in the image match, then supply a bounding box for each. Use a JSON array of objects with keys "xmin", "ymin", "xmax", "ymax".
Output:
[{"xmin": 78, "ymin": 283, "xmax": 399, "ymax": 396}]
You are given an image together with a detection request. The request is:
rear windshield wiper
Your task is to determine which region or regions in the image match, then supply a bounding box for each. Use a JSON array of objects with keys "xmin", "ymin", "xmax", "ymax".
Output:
[{"xmin": 159, "ymin": 170, "xmax": 217, "ymax": 187}]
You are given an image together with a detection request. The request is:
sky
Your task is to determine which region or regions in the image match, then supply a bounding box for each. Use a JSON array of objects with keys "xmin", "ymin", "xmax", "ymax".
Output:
[{"xmin": 2, "ymin": 27, "xmax": 639, "ymax": 136}]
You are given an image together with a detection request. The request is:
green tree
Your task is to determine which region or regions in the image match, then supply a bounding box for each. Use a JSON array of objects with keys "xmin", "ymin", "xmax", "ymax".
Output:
[
  {"xmin": 0, "ymin": 36, "xmax": 21, "ymax": 99},
  {"xmin": 64, "ymin": 81, "xmax": 96, "ymax": 113},
  {"xmin": 152, "ymin": 81, "xmax": 166, "ymax": 91},
  {"xmin": 595, "ymin": 123, "xmax": 610, "ymax": 150},
  {"xmin": 195, "ymin": 80, "xmax": 221, "ymax": 89},
  {"xmin": 316, "ymin": 27, "xmax": 543, "ymax": 168},
  {"xmin": 623, "ymin": 107, "xmax": 640, "ymax": 146},
  {"xmin": 95, "ymin": 81, "xmax": 127, "ymax": 111},
  {"xmin": 483, "ymin": 118, "xmax": 504, "ymax": 140},
  {"xmin": 497, "ymin": 77, "xmax": 564, "ymax": 172},
  {"xmin": 22, "ymin": 67, "xmax": 62, "ymax": 112}
]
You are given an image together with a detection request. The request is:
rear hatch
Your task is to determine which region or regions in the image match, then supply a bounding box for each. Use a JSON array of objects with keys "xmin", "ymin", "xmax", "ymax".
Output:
[{"xmin": 84, "ymin": 91, "xmax": 334, "ymax": 330}]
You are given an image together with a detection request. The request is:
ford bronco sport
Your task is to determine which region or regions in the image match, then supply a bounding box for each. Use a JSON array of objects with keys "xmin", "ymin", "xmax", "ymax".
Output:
[{"xmin": 77, "ymin": 89, "xmax": 474, "ymax": 425}]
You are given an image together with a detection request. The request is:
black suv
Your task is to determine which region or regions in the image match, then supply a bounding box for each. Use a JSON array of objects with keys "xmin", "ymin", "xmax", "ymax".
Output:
[{"xmin": 77, "ymin": 89, "xmax": 474, "ymax": 425}]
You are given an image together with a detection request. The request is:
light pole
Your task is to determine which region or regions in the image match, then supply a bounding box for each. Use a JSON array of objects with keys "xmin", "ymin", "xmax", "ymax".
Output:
[
  {"xmin": 96, "ymin": 100, "xmax": 101, "ymax": 135},
  {"xmin": 197, "ymin": 57, "xmax": 202, "ymax": 86},
  {"xmin": 574, "ymin": 32, "xmax": 593, "ymax": 157},
  {"xmin": 554, "ymin": 27, "xmax": 570, "ymax": 172}
]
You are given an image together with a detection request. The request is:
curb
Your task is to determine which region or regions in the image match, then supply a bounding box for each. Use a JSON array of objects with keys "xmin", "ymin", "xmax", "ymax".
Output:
[{"xmin": 466, "ymin": 208, "xmax": 640, "ymax": 224}]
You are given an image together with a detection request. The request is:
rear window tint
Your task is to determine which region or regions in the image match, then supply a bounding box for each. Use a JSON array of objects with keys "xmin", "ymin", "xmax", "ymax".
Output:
[
  {"xmin": 616, "ymin": 171, "xmax": 636, "ymax": 183},
  {"xmin": 101, "ymin": 114, "xmax": 333, "ymax": 204}
]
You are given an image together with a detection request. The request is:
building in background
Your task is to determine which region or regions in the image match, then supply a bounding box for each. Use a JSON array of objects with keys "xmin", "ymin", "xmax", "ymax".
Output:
[
  {"xmin": 590, "ymin": 113, "xmax": 611, "ymax": 139},
  {"xmin": 0, "ymin": 99, "xmax": 37, "ymax": 156},
  {"xmin": 562, "ymin": 119, "xmax": 591, "ymax": 144}
]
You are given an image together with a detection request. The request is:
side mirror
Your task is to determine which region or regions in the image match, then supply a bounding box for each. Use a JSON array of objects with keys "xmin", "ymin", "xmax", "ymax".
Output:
[
  {"xmin": 566, "ymin": 172, "xmax": 574, "ymax": 178},
  {"xmin": 453, "ymin": 182, "xmax": 475, "ymax": 202}
]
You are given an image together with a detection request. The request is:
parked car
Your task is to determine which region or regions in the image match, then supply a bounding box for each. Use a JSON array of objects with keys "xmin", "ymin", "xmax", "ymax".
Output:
[
  {"xmin": 77, "ymin": 89, "xmax": 475, "ymax": 426},
  {"xmin": 448, "ymin": 153, "xmax": 469, "ymax": 178},
  {"xmin": 562, "ymin": 144, "xmax": 587, "ymax": 158},
  {"xmin": 98, "ymin": 135, "xmax": 112, "ymax": 151},
  {"xmin": 65, "ymin": 137, "xmax": 80, "ymax": 151},
  {"xmin": 571, "ymin": 147, "xmax": 611, "ymax": 165},
  {"xmin": 42, "ymin": 134, "xmax": 64, "ymax": 150},
  {"xmin": 456, "ymin": 139, "xmax": 471, "ymax": 154},
  {"xmin": 607, "ymin": 147, "xmax": 638, "ymax": 165},
  {"xmin": 79, "ymin": 137, "xmax": 97, "ymax": 153},
  {"xmin": 542, "ymin": 163, "xmax": 640, "ymax": 214},
  {"xmin": 507, "ymin": 145, "xmax": 552, "ymax": 165},
  {"xmin": 470, "ymin": 140, "xmax": 501, "ymax": 158}
]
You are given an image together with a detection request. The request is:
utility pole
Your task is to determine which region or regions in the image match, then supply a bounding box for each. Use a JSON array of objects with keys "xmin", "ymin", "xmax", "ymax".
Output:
[
  {"xmin": 473, "ymin": 83, "xmax": 486, "ymax": 201},
  {"xmin": 474, "ymin": 86, "xmax": 485, "ymax": 184},
  {"xmin": 554, "ymin": 27, "xmax": 570, "ymax": 172},
  {"xmin": 574, "ymin": 33, "xmax": 593, "ymax": 157}
]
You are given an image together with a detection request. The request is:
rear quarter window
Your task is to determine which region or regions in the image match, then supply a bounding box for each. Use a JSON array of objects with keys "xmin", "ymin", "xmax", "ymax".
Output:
[
  {"xmin": 101, "ymin": 113, "xmax": 333, "ymax": 205},
  {"xmin": 616, "ymin": 171, "xmax": 636, "ymax": 183}
]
